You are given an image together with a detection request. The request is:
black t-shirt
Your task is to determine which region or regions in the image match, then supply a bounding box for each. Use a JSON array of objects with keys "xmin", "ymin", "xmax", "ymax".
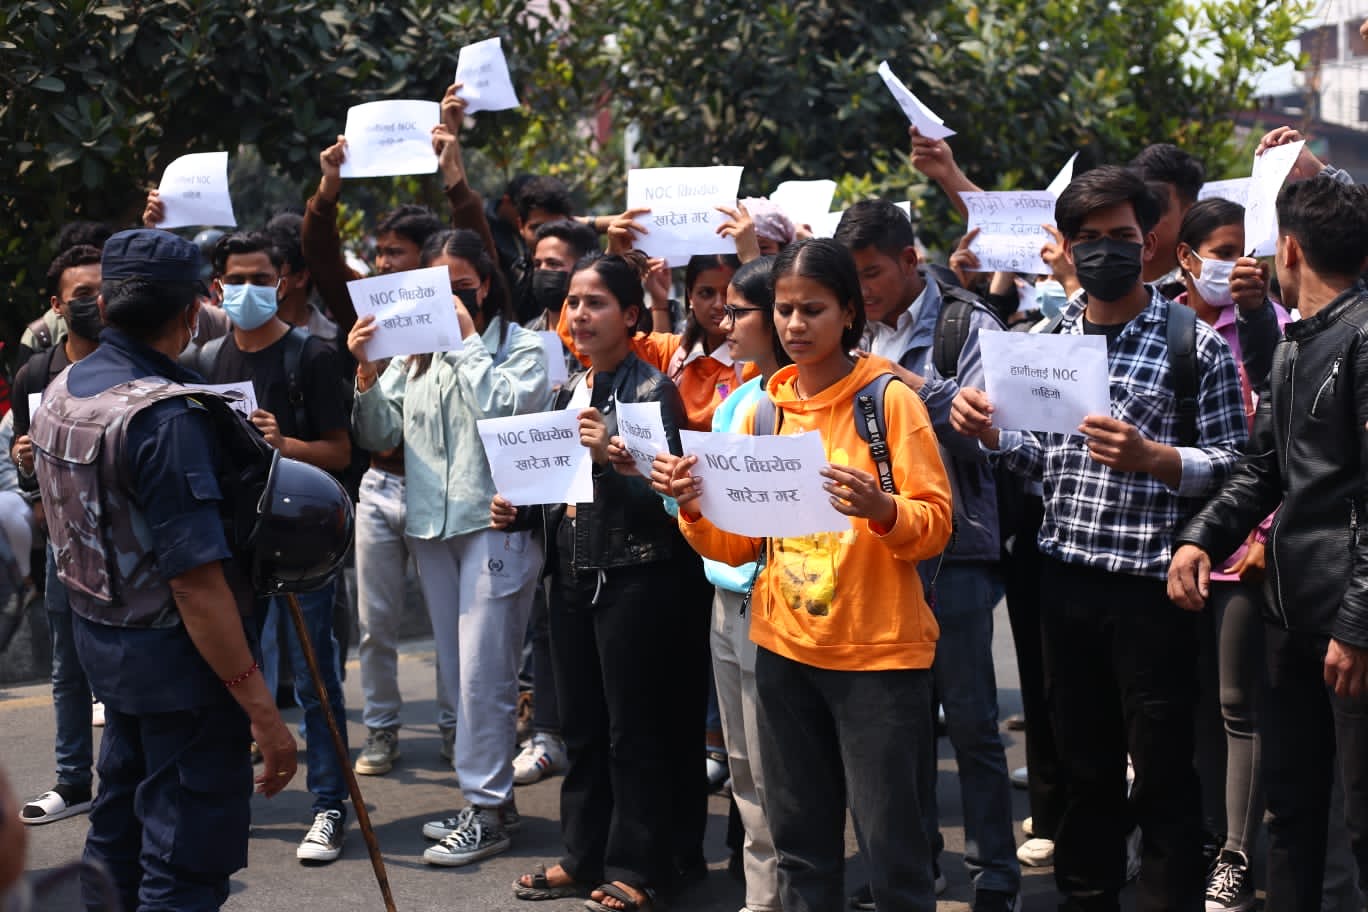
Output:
[
  {"xmin": 11, "ymin": 344, "xmax": 73, "ymax": 440},
  {"xmin": 208, "ymin": 330, "xmax": 348, "ymax": 442},
  {"xmin": 1082, "ymin": 315, "xmax": 1129, "ymax": 347}
]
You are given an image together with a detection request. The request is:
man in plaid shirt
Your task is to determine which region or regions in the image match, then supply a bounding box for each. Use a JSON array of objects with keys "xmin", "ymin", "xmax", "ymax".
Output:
[{"xmin": 951, "ymin": 165, "xmax": 1247, "ymax": 912}]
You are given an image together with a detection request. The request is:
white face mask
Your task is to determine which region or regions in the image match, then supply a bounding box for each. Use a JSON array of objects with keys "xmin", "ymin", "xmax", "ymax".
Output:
[{"xmin": 1191, "ymin": 255, "xmax": 1235, "ymax": 309}]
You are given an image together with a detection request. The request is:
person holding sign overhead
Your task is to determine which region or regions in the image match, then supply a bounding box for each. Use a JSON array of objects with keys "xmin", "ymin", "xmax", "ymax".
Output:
[
  {"xmin": 349, "ymin": 227, "xmax": 549, "ymax": 867},
  {"xmin": 666, "ymin": 238, "xmax": 953, "ymax": 912},
  {"xmin": 492, "ymin": 252, "xmax": 690, "ymax": 912},
  {"xmin": 950, "ymin": 166, "xmax": 1247, "ymax": 912}
]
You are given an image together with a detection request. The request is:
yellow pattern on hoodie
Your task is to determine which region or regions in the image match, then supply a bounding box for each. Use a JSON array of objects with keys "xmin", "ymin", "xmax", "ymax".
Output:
[{"xmin": 680, "ymin": 355, "xmax": 953, "ymax": 671}]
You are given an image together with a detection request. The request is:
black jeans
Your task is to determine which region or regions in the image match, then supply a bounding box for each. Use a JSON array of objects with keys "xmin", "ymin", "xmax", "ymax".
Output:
[
  {"xmin": 1040, "ymin": 558, "xmax": 1204, "ymax": 912},
  {"xmin": 1261, "ymin": 625, "xmax": 1368, "ymax": 912},
  {"xmin": 755, "ymin": 647, "xmax": 937, "ymax": 912},
  {"xmin": 550, "ymin": 516, "xmax": 687, "ymax": 889}
]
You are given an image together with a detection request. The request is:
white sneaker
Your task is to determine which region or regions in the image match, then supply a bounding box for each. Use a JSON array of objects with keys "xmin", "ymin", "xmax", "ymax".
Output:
[
  {"xmin": 296, "ymin": 810, "xmax": 345, "ymax": 863},
  {"xmin": 422, "ymin": 806, "xmax": 510, "ymax": 866},
  {"xmin": 512, "ymin": 733, "xmax": 567, "ymax": 786},
  {"xmin": 1017, "ymin": 837, "xmax": 1055, "ymax": 867},
  {"xmin": 91, "ymin": 699, "xmax": 105, "ymax": 728},
  {"xmin": 1010, "ymin": 766, "xmax": 1029, "ymax": 789}
]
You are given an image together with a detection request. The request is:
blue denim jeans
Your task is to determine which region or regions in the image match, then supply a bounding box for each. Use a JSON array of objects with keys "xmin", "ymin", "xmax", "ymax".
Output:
[
  {"xmin": 925, "ymin": 563, "xmax": 1020, "ymax": 895},
  {"xmin": 257, "ymin": 582, "xmax": 348, "ymax": 818},
  {"xmin": 46, "ymin": 546, "xmax": 93, "ymax": 790}
]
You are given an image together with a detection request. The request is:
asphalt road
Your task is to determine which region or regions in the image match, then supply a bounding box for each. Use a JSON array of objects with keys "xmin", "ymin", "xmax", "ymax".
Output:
[{"xmin": 6, "ymin": 600, "xmax": 1069, "ymax": 911}]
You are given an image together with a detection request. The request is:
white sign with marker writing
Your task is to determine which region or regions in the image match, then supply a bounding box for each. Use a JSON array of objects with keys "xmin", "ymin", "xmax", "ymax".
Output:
[
  {"xmin": 1245, "ymin": 141, "xmax": 1304, "ymax": 257},
  {"xmin": 201, "ymin": 382, "xmax": 259, "ymax": 418},
  {"xmin": 770, "ymin": 179, "xmax": 837, "ymax": 228},
  {"xmin": 1199, "ymin": 177, "xmax": 1253, "ymax": 209},
  {"xmin": 156, "ymin": 152, "xmax": 237, "ymax": 229},
  {"xmin": 961, "ymin": 191, "xmax": 1058, "ymax": 275},
  {"xmin": 348, "ymin": 266, "xmax": 465, "ymax": 361},
  {"xmin": 455, "ymin": 37, "xmax": 520, "ymax": 114},
  {"xmin": 614, "ymin": 400, "xmax": 669, "ymax": 479},
  {"xmin": 478, "ymin": 408, "xmax": 593, "ymax": 506},
  {"xmin": 626, "ymin": 166, "xmax": 744, "ymax": 260},
  {"xmin": 679, "ymin": 429, "xmax": 847, "ymax": 538},
  {"xmin": 338, "ymin": 100, "xmax": 440, "ymax": 179},
  {"xmin": 979, "ymin": 330, "xmax": 1110, "ymax": 436},
  {"xmin": 877, "ymin": 61, "xmax": 954, "ymax": 140}
]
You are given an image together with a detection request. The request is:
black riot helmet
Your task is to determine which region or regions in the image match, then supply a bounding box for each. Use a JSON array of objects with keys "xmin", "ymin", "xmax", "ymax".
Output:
[{"xmin": 250, "ymin": 452, "xmax": 354, "ymax": 594}]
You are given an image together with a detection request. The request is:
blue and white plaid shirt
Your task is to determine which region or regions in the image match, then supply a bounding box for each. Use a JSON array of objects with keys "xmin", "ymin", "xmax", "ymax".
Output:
[{"xmin": 993, "ymin": 289, "xmax": 1248, "ymax": 579}]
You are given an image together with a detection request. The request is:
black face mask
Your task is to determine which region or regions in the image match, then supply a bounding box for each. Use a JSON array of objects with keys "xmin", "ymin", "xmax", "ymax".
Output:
[
  {"xmin": 65, "ymin": 295, "xmax": 104, "ymax": 342},
  {"xmin": 531, "ymin": 269, "xmax": 571, "ymax": 313},
  {"xmin": 1071, "ymin": 237, "xmax": 1144, "ymax": 303}
]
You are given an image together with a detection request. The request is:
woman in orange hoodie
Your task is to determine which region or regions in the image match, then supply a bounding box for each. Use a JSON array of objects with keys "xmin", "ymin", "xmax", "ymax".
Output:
[{"xmin": 664, "ymin": 238, "xmax": 953, "ymax": 912}]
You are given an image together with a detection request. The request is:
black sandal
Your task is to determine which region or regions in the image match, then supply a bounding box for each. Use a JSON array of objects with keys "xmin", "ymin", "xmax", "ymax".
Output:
[
  {"xmin": 513, "ymin": 864, "xmax": 588, "ymax": 901},
  {"xmin": 584, "ymin": 882, "xmax": 659, "ymax": 912}
]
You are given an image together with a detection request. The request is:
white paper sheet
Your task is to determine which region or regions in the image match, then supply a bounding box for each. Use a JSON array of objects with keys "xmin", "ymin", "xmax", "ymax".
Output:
[
  {"xmin": 200, "ymin": 382, "xmax": 258, "ymax": 418},
  {"xmin": 1199, "ymin": 177, "xmax": 1253, "ymax": 209},
  {"xmin": 614, "ymin": 400, "xmax": 668, "ymax": 479},
  {"xmin": 1045, "ymin": 151, "xmax": 1079, "ymax": 197},
  {"xmin": 979, "ymin": 330, "xmax": 1110, "ymax": 436},
  {"xmin": 347, "ymin": 266, "xmax": 465, "ymax": 361},
  {"xmin": 960, "ymin": 191, "xmax": 1058, "ymax": 276},
  {"xmin": 537, "ymin": 330, "xmax": 569, "ymax": 387},
  {"xmin": 810, "ymin": 210, "xmax": 845, "ymax": 239},
  {"xmin": 156, "ymin": 152, "xmax": 237, "ymax": 229},
  {"xmin": 27, "ymin": 393, "xmax": 40, "ymax": 420},
  {"xmin": 1245, "ymin": 141, "xmax": 1304, "ymax": 256},
  {"xmin": 455, "ymin": 37, "xmax": 520, "ymax": 114},
  {"xmin": 338, "ymin": 100, "xmax": 441, "ymax": 179},
  {"xmin": 877, "ymin": 61, "xmax": 954, "ymax": 140},
  {"xmin": 770, "ymin": 179, "xmax": 837, "ymax": 228},
  {"xmin": 679, "ymin": 429, "xmax": 847, "ymax": 537},
  {"xmin": 626, "ymin": 166, "xmax": 744, "ymax": 260},
  {"xmin": 478, "ymin": 408, "xmax": 593, "ymax": 506}
]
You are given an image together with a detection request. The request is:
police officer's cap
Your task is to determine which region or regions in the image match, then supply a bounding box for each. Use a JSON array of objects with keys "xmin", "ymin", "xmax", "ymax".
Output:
[{"xmin": 102, "ymin": 229, "xmax": 203, "ymax": 283}]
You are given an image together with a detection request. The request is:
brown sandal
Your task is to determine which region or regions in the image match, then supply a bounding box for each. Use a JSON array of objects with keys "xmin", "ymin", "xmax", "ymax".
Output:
[{"xmin": 513, "ymin": 864, "xmax": 588, "ymax": 901}]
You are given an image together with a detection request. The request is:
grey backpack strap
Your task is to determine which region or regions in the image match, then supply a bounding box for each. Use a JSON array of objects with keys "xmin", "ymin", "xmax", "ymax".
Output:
[{"xmin": 852, "ymin": 374, "xmax": 898, "ymax": 495}]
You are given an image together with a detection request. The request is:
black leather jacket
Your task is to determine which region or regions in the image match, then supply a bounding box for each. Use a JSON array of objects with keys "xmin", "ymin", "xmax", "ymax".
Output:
[
  {"xmin": 510, "ymin": 352, "xmax": 686, "ymax": 571},
  {"xmin": 1178, "ymin": 283, "xmax": 1368, "ymax": 648}
]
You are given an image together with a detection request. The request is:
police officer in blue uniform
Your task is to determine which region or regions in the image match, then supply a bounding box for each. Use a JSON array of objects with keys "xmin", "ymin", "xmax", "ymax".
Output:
[{"xmin": 30, "ymin": 229, "xmax": 299, "ymax": 911}]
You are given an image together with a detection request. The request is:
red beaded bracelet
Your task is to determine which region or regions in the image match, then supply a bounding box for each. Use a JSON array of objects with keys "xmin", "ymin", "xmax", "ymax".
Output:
[{"xmin": 222, "ymin": 661, "xmax": 259, "ymax": 689}]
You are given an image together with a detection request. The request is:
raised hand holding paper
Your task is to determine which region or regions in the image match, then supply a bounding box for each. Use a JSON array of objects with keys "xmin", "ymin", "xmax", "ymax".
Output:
[
  {"xmin": 877, "ymin": 61, "xmax": 954, "ymax": 140},
  {"xmin": 615, "ymin": 400, "xmax": 668, "ymax": 478},
  {"xmin": 770, "ymin": 179, "xmax": 837, "ymax": 228},
  {"xmin": 979, "ymin": 330, "xmax": 1110, "ymax": 436},
  {"xmin": 960, "ymin": 191, "xmax": 1057, "ymax": 275},
  {"xmin": 338, "ymin": 100, "xmax": 440, "ymax": 178},
  {"xmin": 478, "ymin": 409, "xmax": 593, "ymax": 506},
  {"xmin": 455, "ymin": 37, "xmax": 520, "ymax": 114},
  {"xmin": 156, "ymin": 152, "xmax": 237, "ymax": 229},
  {"xmin": 626, "ymin": 166, "xmax": 744, "ymax": 259},
  {"xmin": 1245, "ymin": 140, "xmax": 1303, "ymax": 256},
  {"xmin": 1199, "ymin": 177, "xmax": 1254, "ymax": 208},
  {"xmin": 679, "ymin": 429, "xmax": 847, "ymax": 537},
  {"xmin": 347, "ymin": 266, "xmax": 465, "ymax": 360}
]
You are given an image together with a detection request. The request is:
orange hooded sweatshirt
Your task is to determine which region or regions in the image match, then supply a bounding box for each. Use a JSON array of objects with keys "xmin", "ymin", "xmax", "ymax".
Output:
[{"xmin": 680, "ymin": 356, "xmax": 953, "ymax": 671}]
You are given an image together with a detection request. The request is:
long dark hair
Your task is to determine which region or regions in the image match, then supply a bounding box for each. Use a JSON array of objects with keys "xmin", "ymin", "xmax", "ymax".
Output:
[
  {"xmin": 408, "ymin": 229, "xmax": 511, "ymax": 377},
  {"xmin": 729, "ymin": 256, "xmax": 791, "ymax": 368},
  {"xmin": 771, "ymin": 239, "xmax": 866, "ymax": 351},
  {"xmin": 571, "ymin": 250, "xmax": 650, "ymax": 317},
  {"xmin": 677, "ymin": 253, "xmax": 741, "ymax": 368}
]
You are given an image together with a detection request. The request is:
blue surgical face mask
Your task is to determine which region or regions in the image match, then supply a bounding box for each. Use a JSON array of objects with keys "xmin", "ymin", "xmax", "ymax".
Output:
[
  {"xmin": 1036, "ymin": 279, "xmax": 1068, "ymax": 320},
  {"xmin": 221, "ymin": 282, "xmax": 279, "ymax": 330}
]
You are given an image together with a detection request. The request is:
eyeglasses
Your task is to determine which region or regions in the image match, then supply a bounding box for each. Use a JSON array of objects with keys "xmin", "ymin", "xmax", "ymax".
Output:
[{"xmin": 722, "ymin": 305, "xmax": 767, "ymax": 321}]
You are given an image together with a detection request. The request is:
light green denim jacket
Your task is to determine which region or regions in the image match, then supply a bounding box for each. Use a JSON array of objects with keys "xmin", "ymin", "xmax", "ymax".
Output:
[{"xmin": 353, "ymin": 318, "xmax": 551, "ymax": 540}]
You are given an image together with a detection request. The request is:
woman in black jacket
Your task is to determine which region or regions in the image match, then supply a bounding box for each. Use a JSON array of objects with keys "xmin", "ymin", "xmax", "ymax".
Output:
[{"xmin": 494, "ymin": 252, "xmax": 687, "ymax": 912}]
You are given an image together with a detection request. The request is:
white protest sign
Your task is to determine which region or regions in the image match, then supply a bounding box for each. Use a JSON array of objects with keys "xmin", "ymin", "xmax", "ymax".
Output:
[
  {"xmin": 614, "ymin": 400, "xmax": 669, "ymax": 479},
  {"xmin": 960, "ymin": 191, "xmax": 1058, "ymax": 275},
  {"xmin": 679, "ymin": 429, "xmax": 847, "ymax": 538},
  {"xmin": 1199, "ymin": 177, "xmax": 1253, "ymax": 209},
  {"xmin": 478, "ymin": 408, "xmax": 593, "ymax": 506},
  {"xmin": 201, "ymin": 382, "xmax": 259, "ymax": 418},
  {"xmin": 338, "ymin": 100, "xmax": 440, "ymax": 179},
  {"xmin": 347, "ymin": 266, "xmax": 465, "ymax": 361},
  {"xmin": 537, "ymin": 331, "xmax": 569, "ymax": 387},
  {"xmin": 455, "ymin": 37, "xmax": 520, "ymax": 114},
  {"xmin": 1045, "ymin": 151, "xmax": 1079, "ymax": 197},
  {"xmin": 156, "ymin": 152, "xmax": 237, "ymax": 229},
  {"xmin": 810, "ymin": 210, "xmax": 845, "ymax": 239},
  {"xmin": 626, "ymin": 166, "xmax": 744, "ymax": 260},
  {"xmin": 877, "ymin": 61, "xmax": 954, "ymax": 140},
  {"xmin": 979, "ymin": 330, "xmax": 1110, "ymax": 436},
  {"xmin": 770, "ymin": 179, "xmax": 837, "ymax": 228},
  {"xmin": 1244, "ymin": 141, "xmax": 1303, "ymax": 256}
]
